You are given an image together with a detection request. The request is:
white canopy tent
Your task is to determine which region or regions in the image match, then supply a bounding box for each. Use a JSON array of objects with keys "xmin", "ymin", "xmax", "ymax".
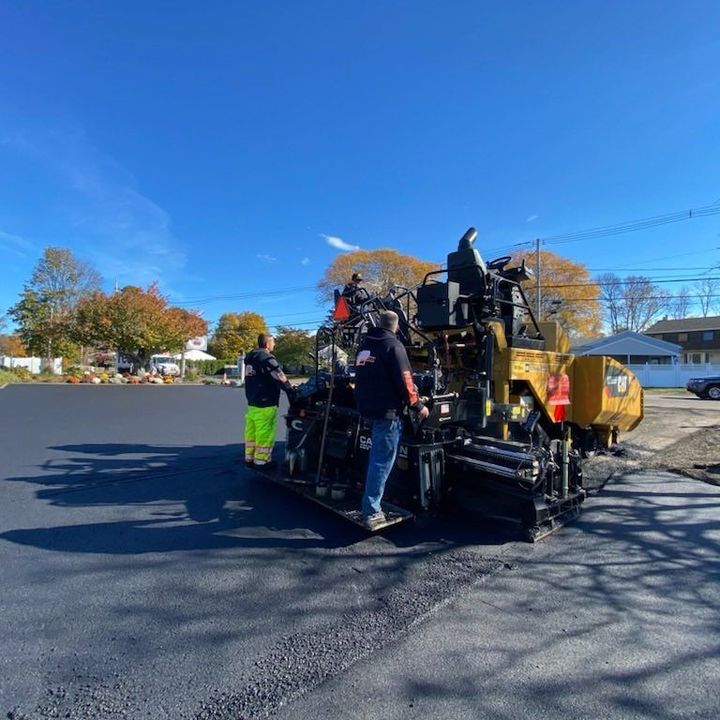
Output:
[{"xmin": 172, "ymin": 349, "xmax": 216, "ymax": 361}]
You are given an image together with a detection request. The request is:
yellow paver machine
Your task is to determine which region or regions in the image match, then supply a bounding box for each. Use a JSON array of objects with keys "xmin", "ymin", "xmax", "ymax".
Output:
[{"xmin": 261, "ymin": 228, "xmax": 643, "ymax": 540}]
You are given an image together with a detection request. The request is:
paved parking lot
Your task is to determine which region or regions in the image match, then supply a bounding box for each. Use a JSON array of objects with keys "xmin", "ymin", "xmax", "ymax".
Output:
[{"xmin": 1, "ymin": 385, "xmax": 718, "ymax": 719}]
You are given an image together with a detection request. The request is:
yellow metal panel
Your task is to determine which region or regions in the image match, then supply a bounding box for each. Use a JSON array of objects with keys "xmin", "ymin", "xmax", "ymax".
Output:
[
  {"xmin": 572, "ymin": 356, "xmax": 643, "ymax": 431},
  {"xmin": 538, "ymin": 321, "xmax": 571, "ymax": 354},
  {"xmin": 507, "ymin": 348, "xmax": 575, "ymax": 423}
]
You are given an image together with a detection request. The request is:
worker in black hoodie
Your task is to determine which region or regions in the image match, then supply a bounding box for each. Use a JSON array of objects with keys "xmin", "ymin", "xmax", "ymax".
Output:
[
  {"xmin": 354, "ymin": 311, "xmax": 429, "ymax": 528},
  {"xmin": 244, "ymin": 333, "xmax": 294, "ymax": 466}
]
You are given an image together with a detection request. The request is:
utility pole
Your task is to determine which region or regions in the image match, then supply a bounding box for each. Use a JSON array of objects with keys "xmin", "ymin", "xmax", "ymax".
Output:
[{"xmin": 535, "ymin": 238, "xmax": 541, "ymax": 320}]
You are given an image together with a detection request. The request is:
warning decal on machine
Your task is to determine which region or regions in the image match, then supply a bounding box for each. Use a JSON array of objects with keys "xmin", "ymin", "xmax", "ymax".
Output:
[{"xmin": 605, "ymin": 367, "xmax": 630, "ymax": 397}]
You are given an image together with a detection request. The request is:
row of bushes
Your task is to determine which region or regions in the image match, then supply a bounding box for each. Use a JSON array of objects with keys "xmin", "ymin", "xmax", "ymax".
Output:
[
  {"xmin": 192, "ymin": 359, "xmax": 237, "ymax": 375},
  {"xmin": 0, "ymin": 368, "xmax": 60, "ymax": 383}
]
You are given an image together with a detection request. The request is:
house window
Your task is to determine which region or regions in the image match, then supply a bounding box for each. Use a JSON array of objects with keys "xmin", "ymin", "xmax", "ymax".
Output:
[
  {"xmin": 703, "ymin": 331, "xmax": 714, "ymax": 341},
  {"xmin": 706, "ymin": 353, "xmax": 712, "ymax": 363},
  {"xmin": 691, "ymin": 353, "xmax": 702, "ymax": 364},
  {"xmin": 678, "ymin": 333, "xmax": 688, "ymax": 342}
]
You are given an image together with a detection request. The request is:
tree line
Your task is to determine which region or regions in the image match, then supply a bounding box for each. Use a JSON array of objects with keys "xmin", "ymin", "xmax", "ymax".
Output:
[
  {"xmin": 3, "ymin": 245, "xmax": 719, "ymax": 370},
  {"xmin": 1, "ymin": 247, "xmax": 316, "ymax": 371}
]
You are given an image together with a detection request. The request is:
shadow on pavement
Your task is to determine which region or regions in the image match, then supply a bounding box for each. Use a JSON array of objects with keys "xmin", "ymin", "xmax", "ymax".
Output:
[
  {"xmin": 1, "ymin": 441, "xmax": 372, "ymax": 553},
  {"xmin": 1, "ymin": 441, "xmax": 515, "ymax": 555}
]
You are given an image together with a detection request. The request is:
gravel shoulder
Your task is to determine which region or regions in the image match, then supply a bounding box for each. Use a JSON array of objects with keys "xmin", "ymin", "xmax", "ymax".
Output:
[{"xmin": 583, "ymin": 394, "xmax": 719, "ymax": 488}]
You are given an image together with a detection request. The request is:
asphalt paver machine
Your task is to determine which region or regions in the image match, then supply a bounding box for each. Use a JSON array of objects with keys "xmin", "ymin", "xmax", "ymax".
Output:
[{"xmin": 256, "ymin": 228, "xmax": 643, "ymax": 540}]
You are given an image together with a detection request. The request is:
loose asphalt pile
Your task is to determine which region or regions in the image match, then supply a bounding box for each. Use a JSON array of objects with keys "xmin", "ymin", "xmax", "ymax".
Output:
[
  {"xmin": 195, "ymin": 551, "xmax": 507, "ymax": 720},
  {"xmin": 583, "ymin": 424, "xmax": 720, "ymax": 490}
]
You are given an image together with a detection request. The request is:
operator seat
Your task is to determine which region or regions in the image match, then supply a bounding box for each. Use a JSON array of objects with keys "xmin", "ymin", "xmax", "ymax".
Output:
[{"xmin": 447, "ymin": 227, "xmax": 488, "ymax": 295}]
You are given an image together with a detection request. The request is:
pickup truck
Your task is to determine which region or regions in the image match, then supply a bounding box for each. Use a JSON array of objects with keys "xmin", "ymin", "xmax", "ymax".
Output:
[{"xmin": 686, "ymin": 375, "xmax": 720, "ymax": 400}]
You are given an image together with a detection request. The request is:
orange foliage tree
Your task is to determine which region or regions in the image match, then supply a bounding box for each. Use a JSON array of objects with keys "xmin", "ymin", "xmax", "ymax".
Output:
[
  {"xmin": 0, "ymin": 334, "xmax": 28, "ymax": 357},
  {"xmin": 317, "ymin": 249, "xmax": 438, "ymax": 304},
  {"xmin": 511, "ymin": 249, "xmax": 603, "ymax": 339},
  {"xmin": 74, "ymin": 284, "xmax": 207, "ymax": 365}
]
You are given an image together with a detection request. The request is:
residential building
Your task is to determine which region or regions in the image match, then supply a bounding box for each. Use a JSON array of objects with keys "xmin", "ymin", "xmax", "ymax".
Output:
[
  {"xmin": 571, "ymin": 331, "xmax": 681, "ymax": 365},
  {"xmin": 644, "ymin": 315, "xmax": 720, "ymax": 364}
]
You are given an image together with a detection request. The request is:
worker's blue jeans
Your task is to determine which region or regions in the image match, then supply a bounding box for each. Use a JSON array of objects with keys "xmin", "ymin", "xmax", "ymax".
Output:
[{"xmin": 362, "ymin": 417, "xmax": 403, "ymax": 516}]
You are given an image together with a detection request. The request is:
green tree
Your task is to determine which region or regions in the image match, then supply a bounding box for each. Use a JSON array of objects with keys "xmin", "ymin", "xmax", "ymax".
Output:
[
  {"xmin": 74, "ymin": 284, "xmax": 207, "ymax": 365},
  {"xmin": 513, "ymin": 249, "xmax": 603, "ymax": 338},
  {"xmin": 9, "ymin": 247, "xmax": 102, "ymax": 365},
  {"xmin": 274, "ymin": 326, "xmax": 314, "ymax": 369},
  {"xmin": 317, "ymin": 249, "xmax": 438, "ymax": 303},
  {"xmin": 208, "ymin": 312, "xmax": 268, "ymax": 359}
]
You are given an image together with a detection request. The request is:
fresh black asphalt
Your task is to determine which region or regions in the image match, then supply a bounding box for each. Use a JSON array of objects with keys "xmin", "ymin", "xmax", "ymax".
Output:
[
  {"xmin": 1, "ymin": 385, "xmax": 719, "ymax": 719},
  {"xmin": 0, "ymin": 385, "xmax": 514, "ymax": 719}
]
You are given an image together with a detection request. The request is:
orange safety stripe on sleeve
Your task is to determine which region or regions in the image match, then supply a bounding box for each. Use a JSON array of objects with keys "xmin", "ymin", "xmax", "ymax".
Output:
[{"xmin": 402, "ymin": 370, "xmax": 418, "ymax": 405}]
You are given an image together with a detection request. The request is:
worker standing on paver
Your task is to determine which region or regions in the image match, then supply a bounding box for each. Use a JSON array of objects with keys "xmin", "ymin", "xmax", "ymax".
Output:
[
  {"xmin": 341, "ymin": 272, "xmax": 365, "ymax": 308},
  {"xmin": 354, "ymin": 311, "xmax": 429, "ymax": 528},
  {"xmin": 244, "ymin": 333, "xmax": 294, "ymax": 466}
]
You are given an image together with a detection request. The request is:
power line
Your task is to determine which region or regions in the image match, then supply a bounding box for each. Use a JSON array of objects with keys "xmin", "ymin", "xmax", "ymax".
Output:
[
  {"xmin": 170, "ymin": 285, "xmax": 317, "ymax": 306},
  {"xmin": 537, "ymin": 293, "xmax": 720, "ymax": 306},
  {"xmin": 541, "ymin": 201, "xmax": 720, "ymax": 245},
  {"xmin": 543, "ymin": 275, "xmax": 720, "ymax": 290},
  {"xmin": 587, "ymin": 266, "xmax": 711, "ymax": 272},
  {"xmin": 482, "ymin": 211, "xmax": 720, "ymax": 259}
]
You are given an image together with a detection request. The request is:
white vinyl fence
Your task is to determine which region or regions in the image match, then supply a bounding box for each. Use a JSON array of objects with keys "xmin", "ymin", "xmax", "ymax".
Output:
[
  {"xmin": 0, "ymin": 356, "xmax": 63, "ymax": 375},
  {"xmin": 627, "ymin": 363, "xmax": 720, "ymax": 388}
]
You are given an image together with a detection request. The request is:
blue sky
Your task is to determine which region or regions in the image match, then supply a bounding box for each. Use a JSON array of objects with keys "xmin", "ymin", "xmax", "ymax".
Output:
[{"xmin": 1, "ymin": 1, "xmax": 719, "ymax": 333}]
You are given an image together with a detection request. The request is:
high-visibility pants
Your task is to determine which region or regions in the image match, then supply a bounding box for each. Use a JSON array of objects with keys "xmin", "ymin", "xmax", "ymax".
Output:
[{"xmin": 244, "ymin": 405, "xmax": 278, "ymax": 465}]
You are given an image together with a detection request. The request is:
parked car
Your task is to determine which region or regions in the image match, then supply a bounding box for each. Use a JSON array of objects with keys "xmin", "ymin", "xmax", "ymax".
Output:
[
  {"xmin": 686, "ymin": 375, "xmax": 720, "ymax": 400},
  {"xmin": 150, "ymin": 355, "xmax": 181, "ymax": 376},
  {"xmin": 116, "ymin": 352, "xmax": 142, "ymax": 374}
]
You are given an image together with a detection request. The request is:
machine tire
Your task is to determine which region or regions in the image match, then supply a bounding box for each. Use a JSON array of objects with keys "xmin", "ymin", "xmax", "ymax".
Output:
[{"xmin": 707, "ymin": 385, "xmax": 720, "ymax": 400}]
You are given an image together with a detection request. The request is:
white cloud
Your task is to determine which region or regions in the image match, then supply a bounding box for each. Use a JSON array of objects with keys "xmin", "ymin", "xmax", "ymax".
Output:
[
  {"xmin": 301, "ymin": 257, "xmax": 310, "ymax": 265},
  {"xmin": 0, "ymin": 229, "xmax": 35, "ymax": 257},
  {"xmin": 257, "ymin": 253, "xmax": 277, "ymax": 263},
  {"xmin": 1, "ymin": 124, "xmax": 186, "ymax": 288},
  {"xmin": 526, "ymin": 214, "xmax": 539, "ymax": 223},
  {"xmin": 322, "ymin": 233, "xmax": 360, "ymax": 252}
]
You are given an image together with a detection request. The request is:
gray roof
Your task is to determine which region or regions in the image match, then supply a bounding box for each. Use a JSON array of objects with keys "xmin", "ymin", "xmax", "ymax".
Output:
[
  {"xmin": 646, "ymin": 315, "xmax": 720, "ymax": 333},
  {"xmin": 572, "ymin": 330, "xmax": 681, "ymax": 356}
]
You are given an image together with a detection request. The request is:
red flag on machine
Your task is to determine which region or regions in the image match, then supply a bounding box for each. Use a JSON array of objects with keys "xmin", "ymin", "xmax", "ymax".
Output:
[{"xmin": 333, "ymin": 295, "xmax": 351, "ymax": 321}]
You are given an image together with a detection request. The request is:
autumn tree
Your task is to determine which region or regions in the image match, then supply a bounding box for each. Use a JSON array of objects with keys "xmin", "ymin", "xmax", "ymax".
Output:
[
  {"xmin": 596, "ymin": 273, "xmax": 671, "ymax": 333},
  {"xmin": 74, "ymin": 284, "xmax": 207, "ymax": 365},
  {"xmin": 694, "ymin": 277, "xmax": 719, "ymax": 317},
  {"xmin": 317, "ymin": 249, "xmax": 438, "ymax": 304},
  {"xmin": 0, "ymin": 312, "xmax": 29, "ymax": 360},
  {"xmin": 208, "ymin": 312, "xmax": 268, "ymax": 359},
  {"xmin": 274, "ymin": 326, "xmax": 314, "ymax": 370},
  {"xmin": 511, "ymin": 249, "xmax": 602, "ymax": 338},
  {"xmin": 9, "ymin": 247, "xmax": 102, "ymax": 365},
  {"xmin": 0, "ymin": 334, "xmax": 28, "ymax": 357}
]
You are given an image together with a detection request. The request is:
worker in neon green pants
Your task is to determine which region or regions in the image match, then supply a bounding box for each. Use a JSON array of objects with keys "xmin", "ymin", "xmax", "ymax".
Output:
[
  {"xmin": 244, "ymin": 333, "xmax": 295, "ymax": 466},
  {"xmin": 244, "ymin": 405, "xmax": 278, "ymax": 465}
]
